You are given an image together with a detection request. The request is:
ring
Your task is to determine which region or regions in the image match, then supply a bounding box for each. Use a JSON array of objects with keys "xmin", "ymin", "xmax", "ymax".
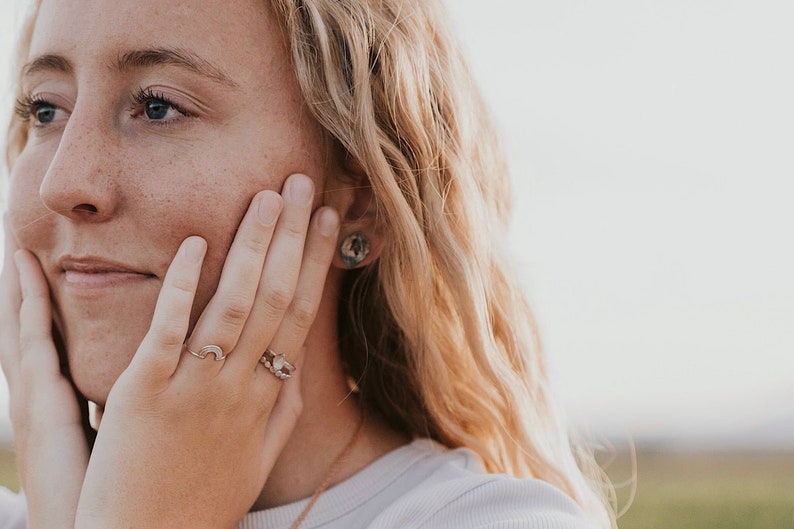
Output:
[
  {"xmin": 259, "ymin": 348, "xmax": 295, "ymax": 379},
  {"xmin": 186, "ymin": 344, "xmax": 227, "ymax": 361}
]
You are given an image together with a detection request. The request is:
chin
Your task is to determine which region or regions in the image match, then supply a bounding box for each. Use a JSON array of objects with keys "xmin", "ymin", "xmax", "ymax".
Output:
[
  {"xmin": 66, "ymin": 339, "xmax": 139, "ymax": 406},
  {"xmin": 58, "ymin": 317, "xmax": 153, "ymax": 406}
]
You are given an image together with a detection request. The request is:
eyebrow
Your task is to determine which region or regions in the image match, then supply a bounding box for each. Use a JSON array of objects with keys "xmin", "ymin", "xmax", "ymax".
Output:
[
  {"xmin": 23, "ymin": 54, "xmax": 72, "ymax": 76},
  {"xmin": 22, "ymin": 47, "xmax": 239, "ymax": 88},
  {"xmin": 115, "ymin": 48, "xmax": 239, "ymax": 87}
]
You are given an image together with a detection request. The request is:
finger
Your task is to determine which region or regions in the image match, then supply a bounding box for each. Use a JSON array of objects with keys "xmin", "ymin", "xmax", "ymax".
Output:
[
  {"xmin": 184, "ymin": 191, "xmax": 282, "ymax": 371},
  {"xmin": 0, "ymin": 222, "xmax": 22, "ymax": 386},
  {"xmin": 11, "ymin": 249, "xmax": 87, "ymax": 429},
  {"xmin": 226, "ymin": 173, "xmax": 315, "ymax": 369},
  {"xmin": 1, "ymin": 216, "xmax": 21, "ymax": 305},
  {"xmin": 14, "ymin": 250, "xmax": 61, "ymax": 381},
  {"xmin": 131, "ymin": 236, "xmax": 206, "ymax": 382},
  {"xmin": 258, "ymin": 352, "xmax": 304, "ymax": 473},
  {"xmin": 245, "ymin": 206, "xmax": 339, "ymax": 378}
]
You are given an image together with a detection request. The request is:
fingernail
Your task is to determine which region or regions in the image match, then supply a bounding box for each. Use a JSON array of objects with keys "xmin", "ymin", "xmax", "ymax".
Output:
[
  {"xmin": 316, "ymin": 207, "xmax": 340, "ymax": 236},
  {"xmin": 183, "ymin": 237, "xmax": 206, "ymax": 262},
  {"xmin": 286, "ymin": 174, "xmax": 314, "ymax": 205},
  {"xmin": 258, "ymin": 192, "xmax": 281, "ymax": 226}
]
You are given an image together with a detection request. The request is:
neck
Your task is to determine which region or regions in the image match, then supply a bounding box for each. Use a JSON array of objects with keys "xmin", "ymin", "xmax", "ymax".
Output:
[
  {"xmin": 252, "ymin": 355, "xmax": 408, "ymax": 511},
  {"xmin": 251, "ymin": 276, "xmax": 408, "ymax": 511}
]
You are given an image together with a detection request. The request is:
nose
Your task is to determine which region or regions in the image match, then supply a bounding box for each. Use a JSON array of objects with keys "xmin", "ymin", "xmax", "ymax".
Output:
[{"xmin": 39, "ymin": 105, "xmax": 119, "ymax": 223}]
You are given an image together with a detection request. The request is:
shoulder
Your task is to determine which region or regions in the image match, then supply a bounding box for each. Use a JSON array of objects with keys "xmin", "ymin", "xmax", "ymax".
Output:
[
  {"xmin": 0, "ymin": 488, "xmax": 26, "ymax": 529},
  {"xmin": 368, "ymin": 440, "xmax": 598, "ymax": 529},
  {"xmin": 241, "ymin": 439, "xmax": 599, "ymax": 529}
]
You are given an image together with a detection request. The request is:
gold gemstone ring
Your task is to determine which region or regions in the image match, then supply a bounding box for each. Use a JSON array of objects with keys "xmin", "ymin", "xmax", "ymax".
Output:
[{"xmin": 259, "ymin": 348, "xmax": 295, "ymax": 380}]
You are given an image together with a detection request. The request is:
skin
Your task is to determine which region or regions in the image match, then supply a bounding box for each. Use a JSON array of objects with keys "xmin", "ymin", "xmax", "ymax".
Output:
[
  {"xmin": 9, "ymin": 0, "xmax": 330, "ymax": 400},
  {"xmin": 1, "ymin": 0, "xmax": 406, "ymax": 527}
]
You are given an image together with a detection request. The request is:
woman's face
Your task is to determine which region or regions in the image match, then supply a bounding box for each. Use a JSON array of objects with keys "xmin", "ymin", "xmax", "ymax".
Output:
[{"xmin": 7, "ymin": 0, "xmax": 332, "ymax": 403}]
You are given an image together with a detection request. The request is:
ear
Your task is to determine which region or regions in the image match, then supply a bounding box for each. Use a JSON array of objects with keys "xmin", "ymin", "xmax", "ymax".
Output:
[{"xmin": 322, "ymin": 153, "xmax": 383, "ymax": 270}]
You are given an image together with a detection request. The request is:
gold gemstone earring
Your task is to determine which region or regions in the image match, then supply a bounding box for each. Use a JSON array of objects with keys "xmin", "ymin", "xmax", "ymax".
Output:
[{"xmin": 340, "ymin": 231, "xmax": 370, "ymax": 268}]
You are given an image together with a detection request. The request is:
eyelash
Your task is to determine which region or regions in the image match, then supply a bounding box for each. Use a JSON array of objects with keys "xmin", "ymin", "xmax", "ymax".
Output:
[
  {"xmin": 130, "ymin": 87, "xmax": 196, "ymax": 126},
  {"xmin": 14, "ymin": 94, "xmax": 52, "ymax": 123},
  {"xmin": 14, "ymin": 88, "xmax": 196, "ymax": 128}
]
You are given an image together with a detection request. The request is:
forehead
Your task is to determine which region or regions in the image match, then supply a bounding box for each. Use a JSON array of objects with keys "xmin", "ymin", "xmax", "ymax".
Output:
[{"xmin": 30, "ymin": 0, "xmax": 281, "ymax": 80}]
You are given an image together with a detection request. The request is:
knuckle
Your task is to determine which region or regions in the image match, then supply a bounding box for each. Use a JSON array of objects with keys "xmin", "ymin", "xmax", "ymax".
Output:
[
  {"xmin": 304, "ymin": 248, "xmax": 331, "ymax": 269},
  {"xmin": 169, "ymin": 275, "xmax": 197, "ymax": 294},
  {"xmin": 262, "ymin": 286, "xmax": 292, "ymax": 315},
  {"xmin": 289, "ymin": 297, "xmax": 318, "ymax": 330},
  {"xmin": 147, "ymin": 314, "xmax": 186, "ymax": 342},
  {"xmin": 150, "ymin": 329, "xmax": 185, "ymax": 350},
  {"xmin": 280, "ymin": 220, "xmax": 308, "ymax": 240},
  {"xmin": 219, "ymin": 294, "xmax": 252, "ymax": 326},
  {"xmin": 242, "ymin": 232, "xmax": 270, "ymax": 255}
]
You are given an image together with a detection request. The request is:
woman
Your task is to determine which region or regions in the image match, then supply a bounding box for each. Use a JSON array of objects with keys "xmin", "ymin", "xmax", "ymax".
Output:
[{"xmin": 0, "ymin": 0, "xmax": 614, "ymax": 528}]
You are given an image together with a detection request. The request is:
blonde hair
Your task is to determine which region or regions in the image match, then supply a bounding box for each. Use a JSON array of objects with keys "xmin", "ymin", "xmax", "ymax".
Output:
[{"xmin": 6, "ymin": 1, "xmax": 614, "ymax": 526}]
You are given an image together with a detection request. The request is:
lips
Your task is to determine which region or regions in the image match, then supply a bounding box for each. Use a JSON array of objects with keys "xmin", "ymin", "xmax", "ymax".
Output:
[{"xmin": 58, "ymin": 256, "xmax": 156, "ymax": 289}]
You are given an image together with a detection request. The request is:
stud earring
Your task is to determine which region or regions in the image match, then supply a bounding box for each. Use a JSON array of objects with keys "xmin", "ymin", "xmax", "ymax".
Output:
[{"xmin": 340, "ymin": 231, "xmax": 370, "ymax": 269}]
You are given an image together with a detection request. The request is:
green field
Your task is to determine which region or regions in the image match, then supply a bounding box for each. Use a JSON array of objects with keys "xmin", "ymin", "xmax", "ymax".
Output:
[
  {"xmin": 1, "ymin": 445, "xmax": 792, "ymax": 527},
  {"xmin": 605, "ymin": 448, "xmax": 794, "ymax": 529},
  {"xmin": 0, "ymin": 447, "xmax": 19, "ymax": 493}
]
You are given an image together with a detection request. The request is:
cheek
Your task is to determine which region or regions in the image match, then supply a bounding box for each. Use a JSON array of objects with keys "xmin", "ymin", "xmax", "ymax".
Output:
[
  {"xmin": 166, "ymin": 127, "xmax": 330, "ymax": 316},
  {"xmin": 131, "ymin": 155, "xmax": 280, "ymax": 324},
  {"xmin": 7, "ymin": 113, "xmax": 328, "ymax": 403}
]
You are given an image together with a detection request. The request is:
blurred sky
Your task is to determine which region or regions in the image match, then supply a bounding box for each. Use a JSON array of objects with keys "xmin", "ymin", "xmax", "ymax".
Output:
[{"xmin": 1, "ymin": 0, "xmax": 792, "ymax": 447}]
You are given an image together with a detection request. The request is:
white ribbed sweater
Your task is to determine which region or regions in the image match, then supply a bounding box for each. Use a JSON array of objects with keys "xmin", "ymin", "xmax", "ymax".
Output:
[
  {"xmin": 239, "ymin": 439, "xmax": 594, "ymax": 529},
  {"xmin": 0, "ymin": 439, "xmax": 596, "ymax": 529}
]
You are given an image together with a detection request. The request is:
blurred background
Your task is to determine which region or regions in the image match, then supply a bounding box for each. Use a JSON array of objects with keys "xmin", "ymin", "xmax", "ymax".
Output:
[{"xmin": 1, "ymin": 1, "xmax": 792, "ymax": 527}]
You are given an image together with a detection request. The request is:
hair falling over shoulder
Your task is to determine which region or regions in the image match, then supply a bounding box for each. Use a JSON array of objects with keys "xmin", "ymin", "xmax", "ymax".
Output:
[
  {"xmin": 6, "ymin": 0, "xmax": 615, "ymax": 526},
  {"xmin": 267, "ymin": 0, "xmax": 615, "ymax": 526}
]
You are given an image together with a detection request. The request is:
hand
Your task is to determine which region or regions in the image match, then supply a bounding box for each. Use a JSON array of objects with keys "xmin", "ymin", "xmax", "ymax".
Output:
[
  {"xmin": 0, "ymin": 220, "xmax": 91, "ymax": 529},
  {"xmin": 75, "ymin": 174, "xmax": 340, "ymax": 529}
]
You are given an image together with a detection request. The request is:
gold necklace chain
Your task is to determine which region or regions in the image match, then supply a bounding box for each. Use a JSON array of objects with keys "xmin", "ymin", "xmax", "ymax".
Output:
[{"xmin": 289, "ymin": 415, "xmax": 365, "ymax": 529}]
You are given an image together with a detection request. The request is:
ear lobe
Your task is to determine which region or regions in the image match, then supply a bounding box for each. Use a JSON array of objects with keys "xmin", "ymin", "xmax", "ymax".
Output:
[
  {"xmin": 331, "ymin": 185, "xmax": 383, "ymax": 269},
  {"xmin": 338, "ymin": 231, "xmax": 371, "ymax": 269},
  {"xmin": 325, "ymin": 154, "xmax": 383, "ymax": 270}
]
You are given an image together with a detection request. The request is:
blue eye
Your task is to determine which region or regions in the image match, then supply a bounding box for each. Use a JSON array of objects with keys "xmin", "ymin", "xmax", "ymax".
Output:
[
  {"xmin": 144, "ymin": 100, "xmax": 171, "ymax": 120},
  {"xmin": 15, "ymin": 95, "xmax": 64, "ymax": 127},
  {"xmin": 132, "ymin": 88, "xmax": 193, "ymax": 124},
  {"xmin": 35, "ymin": 104, "xmax": 58, "ymax": 124}
]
